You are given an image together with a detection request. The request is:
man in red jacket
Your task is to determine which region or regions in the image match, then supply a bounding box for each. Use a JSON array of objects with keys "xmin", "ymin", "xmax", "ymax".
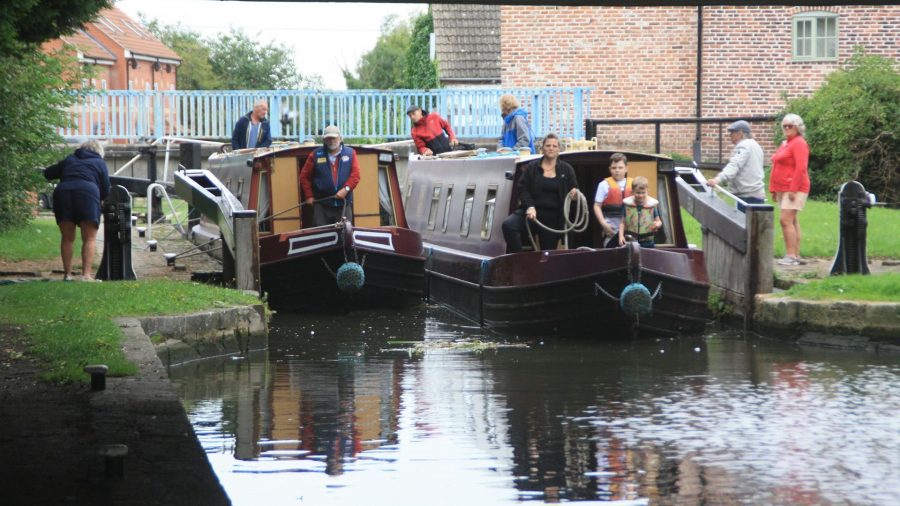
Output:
[{"xmin": 407, "ymin": 105, "xmax": 458, "ymax": 156}]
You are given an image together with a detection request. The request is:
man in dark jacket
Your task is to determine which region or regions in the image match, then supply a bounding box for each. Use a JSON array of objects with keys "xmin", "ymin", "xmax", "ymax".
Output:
[
  {"xmin": 231, "ymin": 100, "xmax": 272, "ymax": 149},
  {"xmin": 299, "ymin": 126, "xmax": 361, "ymax": 226},
  {"xmin": 407, "ymin": 105, "xmax": 458, "ymax": 156}
]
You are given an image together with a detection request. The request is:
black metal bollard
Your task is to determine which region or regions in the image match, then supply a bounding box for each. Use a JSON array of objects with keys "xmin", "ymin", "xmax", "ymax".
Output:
[
  {"xmin": 84, "ymin": 364, "xmax": 109, "ymax": 391},
  {"xmin": 830, "ymin": 181, "xmax": 876, "ymax": 275},
  {"xmin": 99, "ymin": 444, "xmax": 128, "ymax": 480},
  {"xmin": 97, "ymin": 185, "xmax": 137, "ymax": 281}
]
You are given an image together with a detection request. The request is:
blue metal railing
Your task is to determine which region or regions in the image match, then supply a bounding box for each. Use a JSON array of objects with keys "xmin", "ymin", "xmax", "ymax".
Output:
[{"xmin": 59, "ymin": 88, "xmax": 592, "ymax": 142}]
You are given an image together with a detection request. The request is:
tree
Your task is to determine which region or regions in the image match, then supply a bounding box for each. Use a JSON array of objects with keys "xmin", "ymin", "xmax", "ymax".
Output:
[
  {"xmin": 0, "ymin": 0, "xmax": 105, "ymax": 230},
  {"xmin": 0, "ymin": 0, "xmax": 110, "ymax": 55},
  {"xmin": 144, "ymin": 20, "xmax": 219, "ymax": 90},
  {"xmin": 405, "ymin": 11, "xmax": 438, "ymax": 89},
  {"xmin": 783, "ymin": 51, "xmax": 900, "ymax": 204},
  {"xmin": 343, "ymin": 15, "xmax": 411, "ymax": 90},
  {"xmin": 0, "ymin": 50, "xmax": 85, "ymax": 231},
  {"xmin": 208, "ymin": 28, "xmax": 320, "ymax": 90}
]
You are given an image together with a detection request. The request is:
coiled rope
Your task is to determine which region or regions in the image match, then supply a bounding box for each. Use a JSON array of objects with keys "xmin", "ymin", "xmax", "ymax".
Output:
[{"xmin": 525, "ymin": 189, "xmax": 591, "ymax": 250}]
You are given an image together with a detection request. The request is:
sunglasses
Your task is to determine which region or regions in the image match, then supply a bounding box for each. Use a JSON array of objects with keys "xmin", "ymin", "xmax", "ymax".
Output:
[{"xmin": 782, "ymin": 124, "xmax": 795, "ymax": 129}]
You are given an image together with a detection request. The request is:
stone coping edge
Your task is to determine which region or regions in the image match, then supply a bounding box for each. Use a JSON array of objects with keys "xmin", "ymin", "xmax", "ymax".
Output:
[
  {"xmin": 754, "ymin": 295, "xmax": 900, "ymax": 352},
  {"xmin": 114, "ymin": 304, "xmax": 268, "ymax": 367}
]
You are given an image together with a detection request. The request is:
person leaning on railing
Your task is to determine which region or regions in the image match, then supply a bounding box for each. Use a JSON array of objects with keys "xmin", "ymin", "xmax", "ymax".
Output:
[
  {"xmin": 43, "ymin": 139, "xmax": 110, "ymax": 282},
  {"xmin": 406, "ymin": 104, "xmax": 458, "ymax": 156},
  {"xmin": 707, "ymin": 120, "xmax": 765, "ymax": 205}
]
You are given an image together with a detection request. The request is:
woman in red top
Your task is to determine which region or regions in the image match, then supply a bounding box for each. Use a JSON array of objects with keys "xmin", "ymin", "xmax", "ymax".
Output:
[{"xmin": 770, "ymin": 113, "xmax": 810, "ymax": 266}]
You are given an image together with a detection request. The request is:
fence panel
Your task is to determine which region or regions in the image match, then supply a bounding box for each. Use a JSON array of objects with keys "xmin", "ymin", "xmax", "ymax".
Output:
[{"xmin": 60, "ymin": 88, "xmax": 592, "ymax": 142}]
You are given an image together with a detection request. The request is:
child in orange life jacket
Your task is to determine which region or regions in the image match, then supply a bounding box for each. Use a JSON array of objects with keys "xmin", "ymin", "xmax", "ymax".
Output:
[
  {"xmin": 619, "ymin": 176, "xmax": 662, "ymax": 248},
  {"xmin": 593, "ymin": 152, "xmax": 632, "ymax": 248}
]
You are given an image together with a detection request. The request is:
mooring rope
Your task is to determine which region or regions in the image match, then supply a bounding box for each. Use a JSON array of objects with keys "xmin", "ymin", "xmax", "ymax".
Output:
[{"xmin": 525, "ymin": 189, "xmax": 591, "ymax": 251}]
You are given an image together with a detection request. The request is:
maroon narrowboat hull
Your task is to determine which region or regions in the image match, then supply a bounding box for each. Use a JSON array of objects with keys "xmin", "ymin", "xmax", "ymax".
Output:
[
  {"xmin": 407, "ymin": 150, "xmax": 711, "ymax": 337},
  {"xmin": 425, "ymin": 244, "xmax": 709, "ymax": 337},
  {"xmin": 258, "ymin": 224, "xmax": 425, "ymax": 311}
]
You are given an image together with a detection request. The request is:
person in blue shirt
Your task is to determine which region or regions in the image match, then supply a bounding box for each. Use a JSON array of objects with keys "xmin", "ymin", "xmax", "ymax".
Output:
[
  {"xmin": 231, "ymin": 100, "xmax": 272, "ymax": 150},
  {"xmin": 44, "ymin": 140, "xmax": 111, "ymax": 281},
  {"xmin": 499, "ymin": 94, "xmax": 535, "ymax": 154}
]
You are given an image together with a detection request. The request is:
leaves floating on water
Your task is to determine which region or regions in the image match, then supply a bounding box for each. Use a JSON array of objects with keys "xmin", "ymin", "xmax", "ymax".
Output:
[{"xmin": 383, "ymin": 339, "xmax": 529, "ymax": 356}]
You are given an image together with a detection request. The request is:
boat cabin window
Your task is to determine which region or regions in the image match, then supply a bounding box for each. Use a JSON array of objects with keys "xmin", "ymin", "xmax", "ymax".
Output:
[
  {"xmin": 377, "ymin": 165, "xmax": 396, "ymax": 226},
  {"xmin": 428, "ymin": 185, "xmax": 441, "ymax": 230},
  {"xmin": 460, "ymin": 185, "xmax": 475, "ymax": 237},
  {"xmin": 441, "ymin": 184, "xmax": 453, "ymax": 233},
  {"xmin": 257, "ymin": 170, "xmax": 271, "ymax": 233},
  {"xmin": 654, "ymin": 177, "xmax": 674, "ymax": 245},
  {"xmin": 481, "ymin": 186, "xmax": 497, "ymax": 240}
]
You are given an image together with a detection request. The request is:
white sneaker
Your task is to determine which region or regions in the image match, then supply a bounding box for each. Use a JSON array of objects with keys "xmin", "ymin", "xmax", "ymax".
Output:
[{"xmin": 777, "ymin": 256, "xmax": 800, "ymax": 266}]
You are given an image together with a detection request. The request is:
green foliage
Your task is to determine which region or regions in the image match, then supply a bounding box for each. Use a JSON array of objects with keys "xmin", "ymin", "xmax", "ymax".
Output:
[
  {"xmin": 144, "ymin": 20, "xmax": 218, "ymax": 90},
  {"xmin": 781, "ymin": 51, "xmax": 900, "ymax": 204},
  {"xmin": 344, "ymin": 15, "xmax": 412, "ymax": 90},
  {"xmin": 0, "ymin": 49, "xmax": 84, "ymax": 232},
  {"xmin": 209, "ymin": 28, "xmax": 318, "ymax": 90},
  {"xmin": 0, "ymin": 279, "xmax": 260, "ymax": 383},
  {"xmin": 405, "ymin": 11, "xmax": 438, "ymax": 89},
  {"xmin": 144, "ymin": 21, "xmax": 322, "ymax": 90},
  {"xmin": 0, "ymin": 217, "xmax": 81, "ymax": 262},
  {"xmin": 779, "ymin": 272, "xmax": 900, "ymax": 302},
  {"xmin": 707, "ymin": 290, "xmax": 733, "ymax": 320},
  {"xmin": 0, "ymin": 0, "xmax": 110, "ymax": 55}
]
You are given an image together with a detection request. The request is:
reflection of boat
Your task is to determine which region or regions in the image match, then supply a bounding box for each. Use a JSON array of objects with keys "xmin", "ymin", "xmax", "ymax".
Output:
[
  {"xmin": 404, "ymin": 151, "xmax": 710, "ymax": 335},
  {"xmin": 176, "ymin": 144, "xmax": 425, "ymax": 310}
]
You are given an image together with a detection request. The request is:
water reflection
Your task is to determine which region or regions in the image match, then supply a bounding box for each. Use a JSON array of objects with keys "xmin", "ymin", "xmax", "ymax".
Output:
[{"xmin": 168, "ymin": 306, "xmax": 900, "ymax": 505}]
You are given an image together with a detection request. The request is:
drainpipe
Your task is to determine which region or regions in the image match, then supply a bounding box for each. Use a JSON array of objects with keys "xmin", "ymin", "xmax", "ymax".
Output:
[{"xmin": 694, "ymin": 5, "xmax": 703, "ymax": 162}]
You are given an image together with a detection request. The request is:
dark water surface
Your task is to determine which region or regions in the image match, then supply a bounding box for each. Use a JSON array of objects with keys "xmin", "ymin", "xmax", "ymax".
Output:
[{"xmin": 169, "ymin": 306, "xmax": 900, "ymax": 506}]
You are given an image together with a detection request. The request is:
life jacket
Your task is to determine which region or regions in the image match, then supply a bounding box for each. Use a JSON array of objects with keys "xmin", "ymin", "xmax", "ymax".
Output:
[
  {"xmin": 623, "ymin": 195, "xmax": 659, "ymax": 240},
  {"xmin": 600, "ymin": 176, "xmax": 633, "ymax": 216},
  {"xmin": 311, "ymin": 145, "xmax": 355, "ymax": 207}
]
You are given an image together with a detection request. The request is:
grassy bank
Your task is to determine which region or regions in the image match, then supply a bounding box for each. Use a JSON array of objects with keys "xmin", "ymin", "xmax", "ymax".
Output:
[
  {"xmin": 0, "ymin": 216, "xmax": 81, "ymax": 262},
  {"xmin": 0, "ymin": 280, "xmax": 259, "ymax": 383},
  {"xmin": 682, "ymin": 200, "xmax": 900, "ymax": 259},
  {"xmin": 777, "ymin": 272, "xmax": 900, "ymax": 302}
]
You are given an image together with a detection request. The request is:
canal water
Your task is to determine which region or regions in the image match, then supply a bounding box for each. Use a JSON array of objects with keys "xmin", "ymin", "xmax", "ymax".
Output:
[{"xmin": 168, "ymin": 305, "xmax": 900, "ymax": 506}]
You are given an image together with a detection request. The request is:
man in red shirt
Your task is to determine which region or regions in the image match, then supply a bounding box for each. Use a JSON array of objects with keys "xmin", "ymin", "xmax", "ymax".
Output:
[
  {"xmin": 407, "ymin": 105, "xmax": 459, "ymax": 156},
  {"xmin": 299, "ymin": 125, "xmax": 361, "ymax": 226}
]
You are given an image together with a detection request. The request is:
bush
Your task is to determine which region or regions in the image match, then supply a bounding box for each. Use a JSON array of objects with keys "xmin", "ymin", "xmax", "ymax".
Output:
[
  {"xmin": 781, "ymin": 51, "xmax": 900, "ymax": 205},
  {"xmin": 0, "ymin": 48, "xmax": 85, "ymax": 231}
]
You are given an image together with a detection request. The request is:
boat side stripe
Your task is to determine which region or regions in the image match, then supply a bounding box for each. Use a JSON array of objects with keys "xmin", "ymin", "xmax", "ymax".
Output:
[{"xmin": 288, "ymin": 232, "xmax": 339, "ymax": 255}]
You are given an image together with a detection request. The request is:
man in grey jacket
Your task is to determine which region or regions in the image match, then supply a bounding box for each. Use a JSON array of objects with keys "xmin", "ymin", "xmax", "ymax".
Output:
[{"xmin": 708, "ymin": 120, "xmax": 765, "ymax": 204}]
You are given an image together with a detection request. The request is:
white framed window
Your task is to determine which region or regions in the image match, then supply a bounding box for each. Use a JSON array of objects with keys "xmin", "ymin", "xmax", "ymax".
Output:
[{"xmin": 793, "ymin": 12, "xmax": 838, "ymax": 61}]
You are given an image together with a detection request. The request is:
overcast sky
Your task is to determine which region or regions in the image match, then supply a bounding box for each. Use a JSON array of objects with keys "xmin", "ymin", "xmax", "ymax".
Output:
[{"xmin": 115, "ymin": 0, "xmax": 426, "ymax": 89}]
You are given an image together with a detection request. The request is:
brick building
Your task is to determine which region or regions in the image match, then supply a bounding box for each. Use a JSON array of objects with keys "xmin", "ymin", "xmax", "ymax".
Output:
[
  {"xmin": 44, "ymin": 6, "xmax": 181, "ymax": 91},
  {"xmin": 500, "ymin": 5, "xmax": 899, "ymax": 158}
]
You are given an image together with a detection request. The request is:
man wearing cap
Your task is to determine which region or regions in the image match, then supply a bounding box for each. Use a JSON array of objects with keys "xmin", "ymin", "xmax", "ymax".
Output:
[
  {"xmin": 299, "ymin": 125, "xmax": 361, "ymax": 226},
  {"xmin": 406, "ymin": 105, "xmax": 459, "ymax": 156},
  {"xmin": 231, "ymin": 99, "xmax": 272, "ymax": 150},
  {"xmin": 707, "ymin": 120, "xmax": 765, "ymax": 204}
]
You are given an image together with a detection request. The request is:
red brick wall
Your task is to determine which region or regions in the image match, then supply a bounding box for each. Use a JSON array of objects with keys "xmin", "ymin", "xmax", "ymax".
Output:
[{"xmin": 502, "ymin": 5, "xmax": 899, "ymax": 160}]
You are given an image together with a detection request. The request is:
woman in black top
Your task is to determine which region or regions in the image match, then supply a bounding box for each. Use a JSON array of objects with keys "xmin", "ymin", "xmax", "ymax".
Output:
[
  {"xmin": 44, "ymin": 139, "xmax": 110, "ymax": 281},
  {"xmin": 502, "ymin": 133, "xmax": 579, "ymax": 252}
]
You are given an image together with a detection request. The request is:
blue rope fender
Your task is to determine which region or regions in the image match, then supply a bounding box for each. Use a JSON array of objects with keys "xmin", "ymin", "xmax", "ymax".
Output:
[
  {"xmin": 619, "ymin": 282, "xmax": 653, "ymax": 317},
  {"xmin": 336, "ymin": 262, "xmax": 365, "ymax": 292}
]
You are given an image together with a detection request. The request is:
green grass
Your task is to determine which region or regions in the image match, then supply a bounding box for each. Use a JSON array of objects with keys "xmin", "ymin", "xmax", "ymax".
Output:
[
  {"xmin": 0, "ymin": 280, "xmax": 259, "ymax": 383},
  {"xmin": 681, "ymin": 201, "xmax": 900, "ymax": 259},
  {"xmin": 777, "ymin": 272, "xmax": 900, "ymax": 302},
  {"xmin": 0, "ymin": 216, "xmax": 81, "ymax": 262}
]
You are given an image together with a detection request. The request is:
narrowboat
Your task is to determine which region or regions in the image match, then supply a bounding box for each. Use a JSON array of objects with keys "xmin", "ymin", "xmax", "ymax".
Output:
[
  {"xmin": 404, "ymin": 151, "xmax": 710, "ymax": 336},
  {"xmin": 178, "ymin": 144, "xmax": 425, "ymax": 310}
]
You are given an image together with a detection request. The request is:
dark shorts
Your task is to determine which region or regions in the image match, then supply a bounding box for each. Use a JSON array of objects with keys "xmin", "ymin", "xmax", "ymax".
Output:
[{"xmin": 53, "ymin": 189, "xmax": 101, "ymax": 225}]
